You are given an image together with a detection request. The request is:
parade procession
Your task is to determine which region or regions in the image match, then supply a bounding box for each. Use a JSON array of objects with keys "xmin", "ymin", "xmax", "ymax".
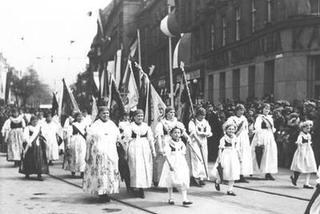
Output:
[{"xmin": 1, "ymin": 0, "xmax": 320, "ymax": 214}]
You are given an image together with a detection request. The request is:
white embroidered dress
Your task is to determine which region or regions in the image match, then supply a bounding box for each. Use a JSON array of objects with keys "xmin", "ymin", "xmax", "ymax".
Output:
[
  {"xmin": 290, "ymin": 132, "xmax": 317, "ymax": 173},
  {"xmin": 188, "ymin": 118, "xmax": 212, "ymax": 179},
  {"xmin": 41, "ymin": 121, "xmax": 60, "ymax": 161},
  {"xmin": 1, "ymin": 116, "xmax": 25, "ymax": 161},
  {"xmin": 83, "ymin": 119, "xmax": 120, "ymax": 195},
  {"xmin": 125, "ymin": 122, "xmax": 154, "ymax": 188},
  {"xmin": 251, "ymin": 114, "xmax": 278, "ymax": 174},
  {"xmin": 227, "ymin": 115, "xmax": 253, "ymax": 175}
]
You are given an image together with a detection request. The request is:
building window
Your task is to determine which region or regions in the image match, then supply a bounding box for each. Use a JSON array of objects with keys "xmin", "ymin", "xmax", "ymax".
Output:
[
  {"xmin": 266, "ymin": 0, "xmax": 272, "ymax": 23},
  {"xmin": 264, "ymin": 60, "xmax": 275, "ymax": 96},
  {"xmin": 208, "ymin": 75, "xmax": 214, "ymax": 101},
  {"xmin": 222, "ymin": 16, "xmax": 226, "ymax": 46},
  {"xmin": 210, "ymin": 23, "xmax": 215, "ymax": 50},
  {"xmin": 251, "ymin": 0, "xmax": 256, "ymax": 32},
  {"xmin": 233, "ymin": 69, "xmax": 240, "ymax": 100},
  {"xmin": 235, "ymin": 7, "xmax": 240, "ymax": 41},
  {"xmin": 248, "ymin": 65, "xmax": 255, "ymax": 98},
  {"xmin": 310, "ymin": 0, "xmax": 320, "ymax": 15},
  {"xmin": 219, "ymin": 72, "xmax": 226, "ymax": 101},
  {"xmin": 308, "ymin": 55, "xmax": 320, "ymax": 99}
]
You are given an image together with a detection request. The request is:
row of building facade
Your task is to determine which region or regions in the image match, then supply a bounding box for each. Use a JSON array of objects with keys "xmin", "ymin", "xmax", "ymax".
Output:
[{"xmin": 88, "ymin": 0, "xmax": 320, "ymax": 104}]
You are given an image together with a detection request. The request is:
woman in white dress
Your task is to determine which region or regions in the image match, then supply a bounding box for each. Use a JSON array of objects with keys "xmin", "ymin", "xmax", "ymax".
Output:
[
  {"xmin": 215, "ymin": 120, "xmax": 241, "ymax": 196},
  {"xmin": 67, "ymin": 112, "xmax": 87, "ymax": 177},
  {"xmin": 1, "ymin": 108, "xmax": 25, "ymax": 166},
  {"xmin": 159, "ymin": 126, "xmax": 192, "ymax": 206},
  {"xmin": 251, "ymin": 103, "xmax": 278, "ymax": 180},
  {"xmin": 290, "ymin": 121, "xmax": 317, "ymax": 189},
  {"xmin": 125, "ymin": 109, "xmax": 156, "ymax": 198},
  {"xmin": 41, "ymin": 113, "xmax": 60, "ymax": 165},
  {"xmin": 188, "ymin": 107, "xmax": 212, "ymax": 186},
  {"xmin": 227, "ymin": 104, "xmax": 253, "ymax": 183},
  {"xmin": 83, "ymin": 106, "xmax": 120, "ymax": 202},
  {"xmin": 154, "ymin": 107, "xmax": 187, "ymax": 187}
]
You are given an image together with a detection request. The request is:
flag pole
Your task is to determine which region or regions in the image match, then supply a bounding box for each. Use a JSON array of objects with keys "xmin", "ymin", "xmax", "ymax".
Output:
[
  {"xmin": 137, "ymin": 29, "xmax": 142, "ymax": 66},
  {"xmin": 168, "ymin": 1, "xmax": 174, "ymax": 108}
]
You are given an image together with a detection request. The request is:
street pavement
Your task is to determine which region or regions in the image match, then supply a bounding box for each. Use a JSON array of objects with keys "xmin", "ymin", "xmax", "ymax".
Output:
[{"xmin": 0, "ymin": 153, "xmax": 315, "ymax": 214}]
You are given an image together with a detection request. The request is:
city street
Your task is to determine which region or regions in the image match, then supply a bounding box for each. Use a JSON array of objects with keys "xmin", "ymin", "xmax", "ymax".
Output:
[{"xmin": 0, "ymin": 153, "xmax": 314, "ymax": 214}]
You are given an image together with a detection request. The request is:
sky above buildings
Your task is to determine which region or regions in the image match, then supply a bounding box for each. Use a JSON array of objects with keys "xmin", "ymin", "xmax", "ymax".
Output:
[{"xmin": 0, "ymin": 0, "xmax": 110, "ymax": 89}]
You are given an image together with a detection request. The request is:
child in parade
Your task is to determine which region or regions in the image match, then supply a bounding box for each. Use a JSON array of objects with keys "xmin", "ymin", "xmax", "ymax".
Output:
[
  {"xmin": 19, "ymin": 116, "xmax": 48, "ymax": 180},
  {"xmin": 1, "ymin": 108, "xmax": 26, "ymax": 166},
  {"xmin": 154, "ymin": 107, "xmax": 188, "ymax": 187},
  {"xmin": 251, "ymin": 103, "xmax": 278, "ymax": 180},
  {"xmin": 188, "ymin": 107, "xmax": 212, "ymax": 186},
  {"xmin": 41, "ymin": 112, "xmax": 60, "ymax": 166},
  {"xmin": 158, "ymin": 126, "xmax": 192, "ymax": 206},
  {"xmin": 290, "ymin": 121, "xmax": 317, "ymax": 189},
  {"xmin": 83, "ymin": 106, "xmax": 121, "ymax": 202},
  {"xmin": 67, "ymin": 112, "xmax": 87, "ymax": 177},
  {"xmin": 125, "ymin": 109, "xmax": 156, "ymax": 198},
  {"xmin": 214, "ymin": 120, "xmax": 241, "ymax": 196},
  {"xmin": 227, "ymin": 104, "xmax": 253, "ymax": 183}
]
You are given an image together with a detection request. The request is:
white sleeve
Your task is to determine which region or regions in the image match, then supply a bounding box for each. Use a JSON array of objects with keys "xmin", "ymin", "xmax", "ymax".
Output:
[
  {"xmin": 218, "ymin": 137, "xmax": 225, "ymax": 149},
  {"xmin": 1, "ymin": 119, "xmax": 10, "ymax": 136},
  {"xmin": 188, "ymin": 120, "xmax": 196, "ymax": 135},
  {"xmin": 254, "ymin": 116, "xmax": 262, "ymax": 132}
]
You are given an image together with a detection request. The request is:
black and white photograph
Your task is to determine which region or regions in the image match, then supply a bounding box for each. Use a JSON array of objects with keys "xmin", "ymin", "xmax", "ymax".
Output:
[{"xmin": 1, "ymin": 0, "xmax": 320, "ymax": 213}]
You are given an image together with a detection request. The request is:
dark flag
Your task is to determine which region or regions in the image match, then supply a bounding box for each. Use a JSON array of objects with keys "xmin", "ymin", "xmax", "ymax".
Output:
[
  {"xmin": 109, "ymin": 76, "xmax": 125, "ymax": 125},
  {"xmin": 51, "ymin": 92, "xmax": 59, "ymax": 116},
  {"xmin": 61, "ymin": 79, "xmax": 79, "ymax": 126}
]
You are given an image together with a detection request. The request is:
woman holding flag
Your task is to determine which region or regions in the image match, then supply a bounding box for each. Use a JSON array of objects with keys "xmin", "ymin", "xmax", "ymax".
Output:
[
  {"xmin": 125, "ymin": 109, "xmax": 156, "ymax": 198},
  {"xmin": 227, "ymin": 104, "xmax": 253, "ymax": 183},
  {"xmin": 83, "ymin": 106, "xmax": 120, "ymax": 202},
  {"xmin": 188, "ymin": 107, "xmax": 212, "ymax": 186},
  {"xmin": 66, "ymin": 112, "xmax": 87, "ymax": 178},
  {"xmin": 251, "ymin": 103, "xmax": 278, "ymax": 180}
]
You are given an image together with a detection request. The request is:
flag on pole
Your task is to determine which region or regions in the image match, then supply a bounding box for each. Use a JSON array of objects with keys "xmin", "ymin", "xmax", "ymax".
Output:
[
  {"xmin": 160, "ymin": 9, "xmax": 180, "ymax": 37},
  {"xmin": 115, "ymin": 49, "xmax": 122, "ymax": 88},
  {"xmin": 122, "ymin": 61, "xmax": 139, "ymax": 112},
  {"xmin": 51, "ymin": 92, "xmax": 59, "ymax": 116},
  {"xmin": 149, "ymin": 84, "xmax": 166, "ymax": 131},
  {"xmin": 91, "ymin": 96, "xmax": 98, "ymax": 122},
  {"xmin": 109, "ymin": 74, "xmax": 125, "ymax": 125},
  {"xmin": 60, "ymin": 79, "xmax": 80, "ymax": 126}
]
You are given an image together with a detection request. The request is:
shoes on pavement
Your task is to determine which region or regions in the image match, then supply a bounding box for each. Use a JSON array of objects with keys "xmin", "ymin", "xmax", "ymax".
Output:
[
  {"xmin": 227, "ymin": 191, "xmax": 236, "ymax": 196},
  {"xmin": 99, "ymin": 194, "xmax": 110, "ymax": 202},
  {"xmin": 290, "ymin": 175, "xmax": 297, "ymax": 186},
  {"xmin": 303, "ymin": 185, "xmax": 314, "ymax": 189},
  {"xmin": 168, "ymin": 199, "xmax": 175, "ymax": 205},
  {"xmin": 199, "ymin": 180, "xmax": 206, "ymax": 186},
  {"xmin": 190, "ymin": 177, "xmax": 202, "ymax": 187},
  {"xmin": 182, "ymin": 201, "xmax": 193, "ymax": 206},
  {"xmin": 25, "ymin": 174, "xmax": 30, "ymax": 179},
  {"xmin": 37, "ymin": 175, "xmax": 44, "ymax": 181},
  {"xmin": 215, "ymin": 183, "xmax": 220, "ymax": 191},
  {"xmin": 80, "ymin": 172, "xmax": 84, "ymax": 178},
  {"xmin": 138, "ymin": 188, "xmax": 145, "ymax": 198},
  {"xmin": 238, "ymin": 175, "xmax": 249, "ymax": 183},
  {"xmin": 265, "ymin": 173, "xmax": 275, "ymax": 181}
]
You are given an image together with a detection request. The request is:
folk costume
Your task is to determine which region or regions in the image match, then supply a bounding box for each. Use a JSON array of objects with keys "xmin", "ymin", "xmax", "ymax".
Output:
[
  {"xmin": 290, "ymin": 121, "xmax": 317, "ymax": 188},
  {"xmin": 125, "ymin": 120, "xmax": 155, "ymax": 197},
  {"xmin": 83, "ymin": 118, "xmax": 121, "ymax": 196},
  {"xmin": 19, "ymin": 124, "xmax": 48, "ymax": 179},
  {"xmin": 251, "ymin": 114, "xmax": 278, "ymax": 177},
  {"xmin": 227, "ymin": 115, "xmax": 253, "ymax": 178},
  {"xmin": 66, "ymin": 121, "xmax": 87, "ymax": 175},
  {"xmin": 158, "ymin": 135, "xmax": 191, "ymax": 206},
  {"xmin": 154, "ymin": 116, "xmax": 186, "ymax": 186},
  {"xmin": 1, "ymin": 116, "xmax": 25, "ymax": 162},
  {"xmin": 188, "ymin": 117, "xmax": 212, "ymax": 183},
  {"xmin": 41, "ymin": 120, "xmax": 60, "ymax": 162}
]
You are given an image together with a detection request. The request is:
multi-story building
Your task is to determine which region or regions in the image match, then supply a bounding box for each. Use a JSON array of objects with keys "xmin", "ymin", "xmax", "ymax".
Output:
[
  {"xmin": 88, "ymin": 0, "xmax": 142, "ymax": 76},
  {"xmin": 177, "ymin": 0, "xmax": 320, "ymax": 103},
  {"xmin": 136, "ymin": 0, "xmax": 179, "ymax": 104}
]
